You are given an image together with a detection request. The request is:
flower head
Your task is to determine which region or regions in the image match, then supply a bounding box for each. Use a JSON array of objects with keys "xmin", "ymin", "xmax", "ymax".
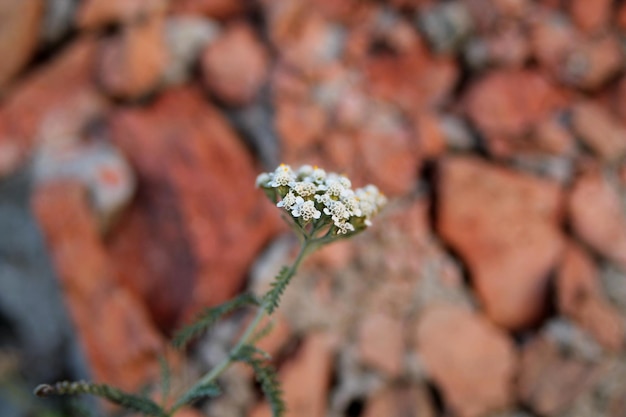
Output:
[{"xmin": 257, "ymin": 164, "xmax": 386, "ymax": 237}]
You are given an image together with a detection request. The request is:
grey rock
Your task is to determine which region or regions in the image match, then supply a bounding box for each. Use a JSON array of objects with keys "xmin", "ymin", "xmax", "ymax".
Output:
[
  {"xmin": 41, "ymin": 0, "xmax": 78, "ymax": 44},
  {"xmin": 163, "ymin": 16, "xmax": 220, "ymax": 86},
  {"xmin": 0, "ymin": 168, "xmax": 92, "ymax": 415}
]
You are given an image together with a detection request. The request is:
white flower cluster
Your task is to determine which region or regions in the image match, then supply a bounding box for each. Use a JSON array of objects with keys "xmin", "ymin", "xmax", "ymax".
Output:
[{"xmin": 256, "ymin": 164, "xmax": 386, "ymax": 235}]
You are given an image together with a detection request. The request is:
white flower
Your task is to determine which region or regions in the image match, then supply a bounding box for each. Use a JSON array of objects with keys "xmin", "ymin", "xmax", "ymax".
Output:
[
  {"xmin": 341, "ymin": 191, "xmax": 362, "ymax": 217},
  {"xmin": 324, "ymin": 179, "xmax": 345, "ymax": 197},
  {"xmin": 292, "ymin": 199, "xmax": 321, "ymax": 222},
  {"xmin": 293, "ymin": 181, "xmax": 317, "ymax": 197},
  {"xmin": 311, "ymin": 166, "xmax": 326, "ymax": 183},
  {"xmin": 269, "ymin": 164, "xmax": 296, "ymax": 187},
  {"xmin": 356, "ymin": 185, "xmax": 386, "ymax": 220},
  {"xmin": 335, "ymin": 220, "xmax": 355, "ymax": 234},
  {"xmin": 323, "ymin": 201, "xmax": 351, "ymax": 223},
  {"xmin": 257, "ymin": 163, "xmax": 386, "ymax": 234},
  {"xmin": 256, "ymin": 172, "xmax": 271, "ymax": 188},
  {"xmin": 297, "ymin": 165, "xmax": 314, "ymax": 178},
  {"xmin": 277, "ymin": 191, "xmax": 298, "ymax": 209}
]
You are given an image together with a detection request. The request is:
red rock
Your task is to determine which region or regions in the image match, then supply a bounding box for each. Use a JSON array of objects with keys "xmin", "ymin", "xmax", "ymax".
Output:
[
  {"xmin": 413, "ymin": 112, "xmax": 447, "ymax": 159},
  {"xmin": 365, "ymin": 38, "xmax": 458, "ymax": 113},
  {"xmin": 106, "ymin": 87, "xmax": 282, "ymax": 330},
  {"xmin": 557, "ymin": 243, "xmax": 624, "ymax": 351},
  {"xmin": 169, "ymin": 0, "xmax": 246, "ymax": 19},
  {"xmin": 618, "ymin": 2, "xmax": 626, "ymax": 31},
  {"xmin": 464, "ymin": 70, "xmax": 566, "ymax": 157},
  {"xmin": 568, "ymin": 0, "xmax": 611, "ymax": 33},
  {"xmin": 529, "ymin": 12, "xmax": 577, "ymax": 77},
  {"xmin": 415, "ymin": 304, "xmax": 518, "ymax": 417},
  {"xmin": 0, "ymin": 1, "xmax": 44, "ymax": 91},
  {"xmin": 77, "ymin": 0, "xmax": 166, "ymax": 28},
  {"xmin": 356, "ymin": 111, "xmax": 420, "ymax": 196},
  {"xmin": 201, "ymin": 22, "xmax": 269, "ymax": 105},
  {"xmin": 32, "ymin": 181, "xmax": 163, "ymax": 391},
  {"xmin": 561, "ymin": 34, "xmax": 623, "ymax": 91},
  {"xmin": 33, "ymin": 140, "xmax": 136, "ymax": 232},
  {"xmin": 357, "ymin": 312, "xmax": 404, "ymax": 377},
  {"xmin": 569, "ymin": 101, "xmax": 626, "ymax": 161},
  {"xmin": 437, "ymin": 156, "xmax": 564, "ymax": 329},
  {"xmin": 569, "ymin": 171, "xmax": 626, "ymax": 271},
  {"xmin": 518, "ymin": 336, "xmax": 598, "ymax": 416},
  {"xmin": 275, "ymin": 99, "xmax": 328, "ymax": 155},
  {"xmin": 0, "ymin": 38, "xmax": 106, "ymax": 177},
  {"xmin": 250, "ymin": 332, "xmax": 334, "ymax": 417},
  {"xmin": 99, "ymin": 13, "xmax": 168, "ymax": 99},
  {"xmin": 485, "ymin": 23, "xmax": 530, "ymax": 68},
  {"xmin": 531, "ymin": 117, "xmax": 576, "ymax": 156},
  {"xmin": 266, "ymin": 5, "xmax": 342, "ymax": 75},
  {"xmin": 363, "ymin": 384, "xmax": 436, "ymax": 417}
]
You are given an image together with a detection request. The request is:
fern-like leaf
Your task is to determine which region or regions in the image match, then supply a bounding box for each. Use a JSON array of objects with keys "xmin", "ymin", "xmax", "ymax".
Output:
[
  {"xmin": 263, "ymin": 266, "xmax": 293, "ymax": 315},
  {"xmin": 34, "ymin": 381, "xmax": 166, "ymax": 417},
  {"xmin": 249, "ymin": 320, "xmax": 276, "ymax": 346},
  {"xmin": 172, "ymin": 381, "xmax": 221, "ymax": 409},
  {"xmin": 158, "ymin": 355, "xmax": 170, "ymax": 407},
  {"xmin": 233, "ymin": 345, "xmax": 285, "ymax": 417},
  {"xmin": 173, "ymin": 293, "xmax": 260, "ymax": 348}
]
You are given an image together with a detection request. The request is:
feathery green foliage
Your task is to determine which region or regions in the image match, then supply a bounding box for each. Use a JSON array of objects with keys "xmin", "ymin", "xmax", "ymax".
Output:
[
  {"xmin": 172, "ymin": 381, "xmax": 221, "ymax": 409},
  {"xmin": 263, "ymin": 266, "xmax": 293, "ymax": 315},
  {"xmin": 249, "ymin": 320, "xmax": 276, "ymax": 346},
  {"xmin": 233, "ymin": 345, "xmax": 285, "ymax": 417},
  {"xmin": 34, "ymin": 381, "xmax": 166, "ymax": 417},
  {"xmin": 158, "ymin": 355, "xmax": 170, "ymax": 407},
  {"xmin": 173, "ymin": 293, "xmax": 260, "ymax": 348}
]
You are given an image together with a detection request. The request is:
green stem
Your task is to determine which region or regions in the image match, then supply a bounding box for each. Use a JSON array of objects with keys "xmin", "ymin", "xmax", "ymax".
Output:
[{"xmin": 168, "ymin": 241, "xmax": 313, "ymax": 415}]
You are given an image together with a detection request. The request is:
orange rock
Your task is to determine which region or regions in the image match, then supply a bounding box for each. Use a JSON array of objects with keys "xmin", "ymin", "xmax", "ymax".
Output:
[
  {"xmin": 415, "ymin": 304, "xmax": 518, "ymax": 417},
  {"xmin": 99, "ymin": 13, "xmax": 168, "ymax": 99},
  {"xmin": 0, "ymin": 1, "xmax": 43, "ymax": 91},
  {"xmin": 0, "ymin": 37, "xmax": 106, "ymax": 177},
  {"xmin": 275, "ymin": 99, "xmax": 327, "ymax": 154},
  {"xmin": 569, "ymin": 171, "xmax": 626, "ymax": 271},
  {"xmin": 201, "ymin": 22, "xmax": 269, "ymax": 105},
  {"xmin": 531, "ymin": 117, "xmax": 576, "ymax": 156},
  {"xmin": 362, "ymin": 384, "xmax": 436, "ymax": 417},
  {"xmin": 169, "ymin": 0, "xmax": 247, "ymax": 19},
  {"xmin": 569, "ymin": 101, "xmax": 626, "ymax": 162},
  {"xmin": 365, "ymin": 38, "xmax": 458, "ymax": 113},
  {"xmin": 32, "ymin": 181, "xmax": 162, "ymax": 391},
  {"xmin": 267, "ymin": 6, "xmax": 343, "ymax": 76},
  {"xmin": 357, "ymin": 313, "xmax": 404, "ymax": 377},
  {"xmin": 250, "ymin": 332, "xmax": 334, "ymax": 417},
  {"xmin": 568, "ymin": 0, "xmax": 612, "ymax": 33},
  {"xmin": 518, "ymin": 336, "xmax": 598, "ymax": 416},
  {"xmin": 356, "ymin": 113, "xmax": 420, "ymax": 197},
  {"xmin": 464, "ymin": 69, "xmax": 566, "ymax": 157},
  {"xmin": 106, "ymin": 87, "xmax": 282, "ymax": 331},
  {"xmin": 77, "ymin": 0, "xmax": 166, "ymax": 28},
  {"xmin": 529, "ymin": 12, "xmax": 577, "ymax": 78},
  {"xmin": 557, "ymin": 243, "xmax": 624, "ymax": 351},
  {"xmin": 560, "ymin": 34, "xmax": 623, "ymax": 91},
  {"xmin": 437, "ymin": 156, "xmax": 564, "ymax": 329},
  {"xmin": 413, "ymin": 112, "xmax": 447, "ymax": 159}
]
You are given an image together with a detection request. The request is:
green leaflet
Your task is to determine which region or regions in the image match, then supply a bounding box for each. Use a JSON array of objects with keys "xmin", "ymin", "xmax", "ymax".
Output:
[
  {"xmin": 172, "ymin": 293, "xmax": 260, "ymax": 348},
  {"xmin": 233, "ymin": 345, "xmax": 285, "ymax": 417},
  {"xmin": 172, "ymin": 382, "xmax": 221, "ymax": 409},
  {"xmin": 34, "ymin": 381, "xmax": 166, "ymax": 417},
  {"xmin": 263, "ymin": 266, "xmax": 293, "ymax": 315}
]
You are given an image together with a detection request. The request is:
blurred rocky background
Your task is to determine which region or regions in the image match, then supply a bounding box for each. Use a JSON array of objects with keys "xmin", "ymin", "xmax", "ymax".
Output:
[{"xmin": 1, "ymin": 0, "xmax": 626, "ymax": 416}]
